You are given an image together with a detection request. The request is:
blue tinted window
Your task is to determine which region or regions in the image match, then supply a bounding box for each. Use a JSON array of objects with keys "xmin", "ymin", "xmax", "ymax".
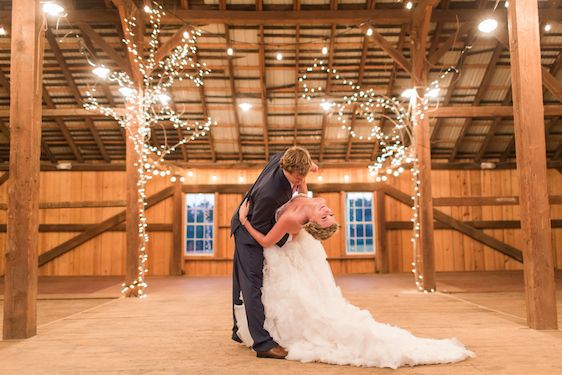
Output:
[
  {"xmin": 346, "ymin": 193, "xmax": 375, "ymax": 254},
  {"xmin": 185, "ymin": 194, "xmax": 215, "ymax": 255}
]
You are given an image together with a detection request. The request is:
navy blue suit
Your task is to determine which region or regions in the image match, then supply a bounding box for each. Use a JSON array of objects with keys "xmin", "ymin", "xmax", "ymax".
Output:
[{"xmin": 231, "ymin": 152, "xmax": 292, "ymax": 352}]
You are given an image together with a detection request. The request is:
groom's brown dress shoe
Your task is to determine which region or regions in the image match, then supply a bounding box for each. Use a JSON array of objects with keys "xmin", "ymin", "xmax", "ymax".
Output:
[{"xmin": 256, "ymin": 345, "xmax": 288, "ymax": 359}]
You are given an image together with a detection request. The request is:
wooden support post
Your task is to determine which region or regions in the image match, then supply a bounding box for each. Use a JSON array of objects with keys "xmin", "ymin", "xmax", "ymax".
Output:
[
  {"xmin": 507, "ymin": 0, "xmax": 557, "ymax": 329},
  {"xmin": 410, "ymin": 0, "xmax": 438, "ymax": 292},
  {"xmin": 3, "ymin": 0, "xmax": 44, "ymax": 340},
  {"xmin": 374, "ymin": 189, "xmax": 388, "ymax": 273},
  {"xmin": 171, "ymin": 182, "xmax": 183, "ymax": 276}
]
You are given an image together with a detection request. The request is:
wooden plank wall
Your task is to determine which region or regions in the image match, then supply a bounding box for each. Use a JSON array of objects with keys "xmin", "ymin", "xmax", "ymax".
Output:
[{"xmin": 0, "ymin": 167, "xmax": 561, "ymax": 276}]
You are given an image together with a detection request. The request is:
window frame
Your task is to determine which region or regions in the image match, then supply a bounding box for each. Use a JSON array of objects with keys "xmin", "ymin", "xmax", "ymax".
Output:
[
  {"xmin": 345, "ymin": 192, "xmax": 375, "ymax": 255},
  {"xmin": 183, "ymin": 193, "xmax": 216, "ymax": 257}
]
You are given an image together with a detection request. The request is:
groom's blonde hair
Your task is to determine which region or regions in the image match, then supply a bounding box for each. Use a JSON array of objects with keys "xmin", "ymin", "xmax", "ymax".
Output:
[
  {"xmin": 303, "ymin": 222, "xmax": 338, "ymax": 241},
  {"xmin": 280, "ymin": 146, "xmax": 312, "ymax": 176}
]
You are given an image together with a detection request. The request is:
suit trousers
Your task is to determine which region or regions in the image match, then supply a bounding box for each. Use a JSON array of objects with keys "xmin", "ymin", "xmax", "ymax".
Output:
[{"xmin": 232, "ymin": 226, "xmax": 278, "ymax": 352}]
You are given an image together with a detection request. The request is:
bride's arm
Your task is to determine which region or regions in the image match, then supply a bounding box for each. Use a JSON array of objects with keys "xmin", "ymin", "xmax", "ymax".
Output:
[{"xmin": 239, "ymin": 200, "xmax": 292, "ymax": 248}]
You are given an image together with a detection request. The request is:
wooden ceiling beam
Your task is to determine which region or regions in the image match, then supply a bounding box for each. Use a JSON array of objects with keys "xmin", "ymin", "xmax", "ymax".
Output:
[
  {"xmin": 449, "ymin": 41, "xmax": 504, "ymax": 161},
  {"xmin": 78, "ymin": 22, "xmax": 131, "ymax": 76},
  {"xmin": 153, "ymin": 25, "xmax": 191, "ymax": 69},
  {"xmin": 292, "ymin": 0, "xmax": 300, "ymax": 146},
  {"xmin": 225, "ymin": 28, "xmax": 243, "ymax": 161},
  {"xmin": 367, "ymin": 27, "xmax": 412, "ymax": 76},
  {"xmin": 193, "ymin": 51, "xmax": 217, "ymax": 162},
  {"xmin": 1, "ymin": 8, "xmax": 560, "ymax": 25},
  {"xmin": 42, "ymin": 87, "xmax": 84, "ymax": 163},
  {"xmin": 4, "ymin": 105, "xmax": 562, "ymax": 118},
  {"xmin": 371, "ymin": 26, "xmax": 406, "ymax": 161},
  {"xmin": 427, "ymin": 21, "xmax": 473, "ymax": 66},
  {"xmin": 345, "ymin": 35, "xmax": 369, "ymax": 161},
  {"xmin": 221, "ymin": 0, "xmax": 243, "ymax": 161},
  {"xmin": 45, "ymin": 28, "xmax": 110, "ymax": 163},
  {"xmin": 257, "ymin": 0, "xmax": 270, "ymax": 160},
  {"xmin": 0, "ymin": 70, "xmax": 58, "ymax": 164},
  {"xmin": 319, "ymin": 0, "xmax": 338, "ymax": 162}
]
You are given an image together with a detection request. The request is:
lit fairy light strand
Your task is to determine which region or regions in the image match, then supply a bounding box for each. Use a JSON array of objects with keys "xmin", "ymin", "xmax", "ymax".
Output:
[
  {"xmin": 84, "ymin": 1, "xmax": 217, "ymax": 297},
  {"xmin": 298, "ymin": 58, "xmax": 459, "ymax": 292}
]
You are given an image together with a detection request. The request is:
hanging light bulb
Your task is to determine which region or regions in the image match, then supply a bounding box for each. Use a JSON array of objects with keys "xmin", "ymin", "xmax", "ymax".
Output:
[
  {"xmin": 401, "ymin": 88, "xmax": 416, "ymax": 99},
  {"xmin": 321, "ymin": 46, "xmax": 328, "ymax": 55},
  {"xmin": 276, "ymin": 52, "xmax": 283, "ymax": 61},
  {"xmin": 158, "ymin": 93, "xmax": 171, "ymax": 105},
  {"xmin": 92, "ymin": 66, "xmax": 110, "ymax": 79},
  {"xmin": 119, "ymin": 87, "xmax": 135, "ymax": 97},
  {"xmin": 320, "ymin": 101, "xmax": 333, "ymax": 112},
  {"xmin": 478, "ymin": 19, "xmax": 498, "ymax": 33},
  {"xmin": 42, "ymin": 2, "xmax": 65, "ymax": 16},
  {"xmin": 504, "ymin": 1, "xmax": 509, "ymax": 8},
  {"xmin": 227, "ymin": 47, "xmax": 234, "ymax": 56},
  {"xmin": 405, "ymin": 1, "xmax": 413, "ymax": 10},
  {"xmin": 239, "ymin": 102, "xmax": 252, "ymax": 112},
  {"xmin": 545, "ymin": 23, "xmax": 552, "ymax": 32}
]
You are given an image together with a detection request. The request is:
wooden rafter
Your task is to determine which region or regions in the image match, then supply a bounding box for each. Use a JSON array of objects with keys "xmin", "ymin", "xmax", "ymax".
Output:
[
  {"xmin": 371, "ymin": 26, "xmax": 406, "ymax": 161},
  {"xmin": 45, "ymin": 28, "xmax": 110, "ymax": 162},
  {"xmin": 193, "ymin": 51, "xmax": 216, "ymax": 162},
  {"xmin": 502, "ymin": 48, "xmax": 562, "ymax": 161},
  {"xmin": 449, "ymin": 41, "xmax": 504, "ymax": 161},
  {"xmin": 292, "ymin": 0, "xmax": 300, "ymax": 146},
  {"xmin": 42, "ymin": 87, "xmax": 84, "ymax": 162},
  {"xmin": 224, "ymin": 29, "xmax": 243, "ymax": 161},
  {"xmin": 367, "ymin": 27, "xmax": 412, "ymax": 76},
  {"xmin": 257, "ymin": 0, "xmax": 270, "ymax": 160},
  {"xmin": 319, "ymin": 0, "xmax": 338, "ymax": 162},
  {"xmin": 428, "ymin": 21, "xmax": 473, "ymax": 66},
  {"xmin": 153, "ymin": 25, "xmax": 190, "ymax": 69},
  {"xmin": 78, "ymin": 22, "xmax": 131, "ymax": 76},
  {"xmin": 475, "ymin": 89, "xmax": 511, "ymax": 162},
  {"xmin": 345, "ymin": 35, "xmax": 369, "ymax": 161},
  {"xmin": 0, "ymin": 69, "xmax": 58, "ymax": 163},
  {"xmin": 3, "ymin": 8, "xmax": 561, "ymax": 26}
]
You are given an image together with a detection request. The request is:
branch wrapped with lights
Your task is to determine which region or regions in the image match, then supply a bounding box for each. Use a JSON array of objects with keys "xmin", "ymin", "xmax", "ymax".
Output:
[
  {"xmin": 298, "ymin": 56, "xmax": 459, "ymax": 292},
  {"xmin": 84, "ymin": 1, "xmax": 216, "ymax": 297}
]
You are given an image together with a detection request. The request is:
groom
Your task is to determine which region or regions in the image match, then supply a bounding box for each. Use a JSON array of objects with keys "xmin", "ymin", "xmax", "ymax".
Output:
[{"xmin": 230, "ymin": 146, "xmax": 315, "ymax": 359}]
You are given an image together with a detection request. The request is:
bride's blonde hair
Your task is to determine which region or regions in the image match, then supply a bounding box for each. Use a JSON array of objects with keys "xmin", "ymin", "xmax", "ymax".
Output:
[{"xmin": 303, "ymin": 222, "xmax": 338, "ymax": 241}]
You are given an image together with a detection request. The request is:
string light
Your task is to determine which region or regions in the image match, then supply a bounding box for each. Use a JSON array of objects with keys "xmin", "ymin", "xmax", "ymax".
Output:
[
  {"xmin": 42, "ymin": 1, "xmax": 65, "ymax": 16},
  {"xmin": 322, "ymin": 46, "xmax": 328, "ymax": 55},
  {"xmin": 545, "ymin": 23, "xmax": 552, "ymax": 32},
  {"xmin": 0, "ymin": 26, "xmax": 7, "ymax": 36},
  {"xmin": 85, "ymin": 1, "xmax": 217, "ymax": 297},
  {"xmin": 478, "ymin": 19, "xmax": 498, "ymax": 33},
  {"xmin": 405, "ymin": 1, "xmax": 413, "ymax": 10},
  {"xmin": 276, "ymin": 52, "xmax": 283, "ymax": 61},
  {"xmin": 239, "ymin": 102, "xmax": 252, "ymax": 111},
  {"xmin": 366, "ymin": 28, "xmax": 373, "ymax": 36},
  {"xmin": 92, "ymin": 66, "xmax": 110, "ymax": 79},
  {"xmin": 227, "ymin": 47, "xmax": 234, "ymax": 56}
]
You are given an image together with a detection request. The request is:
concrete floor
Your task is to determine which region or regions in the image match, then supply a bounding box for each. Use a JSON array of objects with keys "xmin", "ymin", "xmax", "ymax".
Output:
[{"xmin": 0, "ymin": 272, "xmax": 561, "ymax": 374}]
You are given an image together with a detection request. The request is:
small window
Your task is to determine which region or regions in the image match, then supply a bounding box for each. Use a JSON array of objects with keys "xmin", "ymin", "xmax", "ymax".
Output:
[
  {"xmin": 185, "ymin": 194, "xmax": 214, "ymax": 255},
  {"xmin": 346, "ymin": 192, "xmax": 375, "ymax": 254}
]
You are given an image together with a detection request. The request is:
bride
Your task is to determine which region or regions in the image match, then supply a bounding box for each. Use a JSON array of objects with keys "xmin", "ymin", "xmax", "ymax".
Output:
[{"xmin": 235, "ymin": 193, "xmax": 474, "ymax": 369}]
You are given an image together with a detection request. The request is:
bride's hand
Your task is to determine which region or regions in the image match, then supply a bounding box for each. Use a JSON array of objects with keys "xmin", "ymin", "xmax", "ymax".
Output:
[{"xmin": 239, "ymin": 199, "xmax": 250, "ymax": 223}]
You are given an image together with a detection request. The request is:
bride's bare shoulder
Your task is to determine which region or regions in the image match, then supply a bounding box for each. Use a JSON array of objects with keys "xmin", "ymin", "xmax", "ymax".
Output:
[{"xmin": 277, "ymin": 211, "xmax": 303, "ymax": 233}]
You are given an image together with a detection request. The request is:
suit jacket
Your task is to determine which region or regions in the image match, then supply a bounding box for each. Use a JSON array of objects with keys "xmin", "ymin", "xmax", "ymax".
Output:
[{"xmin": 231, "ymin": 152, "xmax": 292, "ymax": 246}]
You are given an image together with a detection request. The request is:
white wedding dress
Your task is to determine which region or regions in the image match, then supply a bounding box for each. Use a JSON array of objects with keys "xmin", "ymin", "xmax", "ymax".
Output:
[{"xmin": 234, "ymin": 230, "xmax": 474, "ymax": 368}]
